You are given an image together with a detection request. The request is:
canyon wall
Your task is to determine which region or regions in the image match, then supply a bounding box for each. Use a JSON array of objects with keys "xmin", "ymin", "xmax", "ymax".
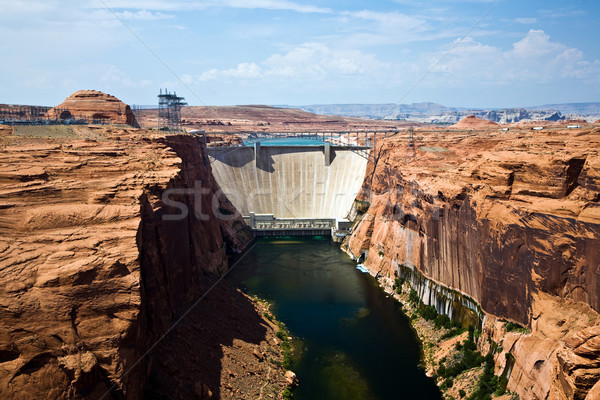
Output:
[
  {"xmin": 344, "ymin": 126, "xmax": 600, "ymax": 399},
  {"xmin": 0, "ymin": 127, "xmax": 254, "ymax": 399}
]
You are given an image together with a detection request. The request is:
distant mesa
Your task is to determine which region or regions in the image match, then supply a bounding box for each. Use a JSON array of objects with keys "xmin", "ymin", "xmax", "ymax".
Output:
[
  {"xmin": 451, "ymin": 115, "xmax": 500, "ymax": 129},
  {"xmin": 46, "ymin": 90, "xmax": 139, "ymax": 127},
  {"xmin": 595, "ymin": 119, "xmax": 600, "ymax": 124}
]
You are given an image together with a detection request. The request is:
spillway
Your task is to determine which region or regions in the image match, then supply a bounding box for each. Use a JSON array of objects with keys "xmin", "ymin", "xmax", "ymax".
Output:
[{"xmin": 208, "ymin": 142, "xmax": 369, "ymax": 235}]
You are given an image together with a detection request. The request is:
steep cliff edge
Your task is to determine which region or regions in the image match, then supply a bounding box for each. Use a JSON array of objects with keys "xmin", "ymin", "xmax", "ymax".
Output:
[
  {"xmin": 344, "ymin": 126, "xmax": 600, "ymax": 399},
  {"xmin": 0, "ymin": 126, "xmax": 287, "ymax": 399}
]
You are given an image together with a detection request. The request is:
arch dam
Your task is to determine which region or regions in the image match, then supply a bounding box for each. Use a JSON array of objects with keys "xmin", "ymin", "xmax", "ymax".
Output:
[{"xmin": 203, "ymin": 131, "xmax": 396, "ymax": 237}]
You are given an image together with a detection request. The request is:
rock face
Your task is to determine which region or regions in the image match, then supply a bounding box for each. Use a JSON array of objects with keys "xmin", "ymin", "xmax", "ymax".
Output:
[
  {"xmin": 0, "ymin": 127, "xmax": 255, "ymax": 399},
  {"xmin": 344, "ymin": 127, "xmax": 600, "ymax": 399},
  {"xmin": 451, "ymin": 115, "xmax": 500, "ymax": 129},
  {"xmin": 46, "ymin": 90, "xmax": 139, "ymax": 127}
]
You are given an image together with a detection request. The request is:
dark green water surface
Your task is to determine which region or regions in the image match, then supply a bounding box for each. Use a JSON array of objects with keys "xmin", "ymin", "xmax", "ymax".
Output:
[{"xmin": 227, "ymin": 237, "xmax": 442, "ymax": 400}]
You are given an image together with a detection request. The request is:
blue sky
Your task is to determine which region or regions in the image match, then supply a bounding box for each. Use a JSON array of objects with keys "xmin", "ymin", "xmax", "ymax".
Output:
[{"xmin": 1, "ymin": 0, "xmax": 599, "ymax": 108}]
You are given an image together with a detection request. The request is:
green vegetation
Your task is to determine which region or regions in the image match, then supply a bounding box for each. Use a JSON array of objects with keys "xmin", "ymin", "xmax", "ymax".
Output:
[
  {"xmin": 408, "ymin": 289, "xmax": 420, "ymax": 305},
  {"xmin": 467, "ymin": 352, "xmax": 508, "ymax": 400},
  {"xmin": 436, "ymin": 326, "xmax": 485, "ymax": 381},
  {"xmin": 504, "ymin": 321, "xmax": 530, "ymax": 334},
  {"xmin": 262, "ymin": 305, "xmax": 297, "ymax": 398},
  {"xmin": 393, "ymin": 277, "xmax": 405, "ymax": 294},
  {"xmin": 263, "ymin": 311, "xmax": 274, "ymax": 322},
  {"xmin": 411, "ymin": 299, "xmax": 465, "ymax": 339}
]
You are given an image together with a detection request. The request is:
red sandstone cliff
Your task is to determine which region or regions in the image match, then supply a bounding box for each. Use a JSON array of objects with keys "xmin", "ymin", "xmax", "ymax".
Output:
[
  {"xmin": 345, "ymin": 126, "xmax": 600, "ymax": 399},
  {"xmin": 0, "ymin": 126, "xmax": 289, "ymax": 399},
  {"xmin": 46, "ymin": 90, "xmax": 139, "ymax": 127}
]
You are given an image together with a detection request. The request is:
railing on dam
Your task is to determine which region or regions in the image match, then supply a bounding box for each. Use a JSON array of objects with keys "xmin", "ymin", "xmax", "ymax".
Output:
[{"xmin": 196, "ymin": 130, "xmax": 398, "ymax": 164}]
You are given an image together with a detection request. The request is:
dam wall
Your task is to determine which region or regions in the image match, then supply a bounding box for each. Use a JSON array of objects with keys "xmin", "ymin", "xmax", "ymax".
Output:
[{"xmin": 208, "ymin": 145, "xmax": 369, "ymax": 220}]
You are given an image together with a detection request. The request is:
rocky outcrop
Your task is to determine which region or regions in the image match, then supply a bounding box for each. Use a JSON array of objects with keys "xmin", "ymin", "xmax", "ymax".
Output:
[
  {"xmin": 46, "ymin": 90, "xmax": 139, "ymax": 127},
  {"xmin": 0, "ymin": 127, "xmax": 259, "ymax": 399},
  {"xmin": 344, "ymin": 127, "xmax": 600, "ymax": 399},
  {"xmin": 451, "ymin": 115, "xmax": 500, "ymax": 129}
]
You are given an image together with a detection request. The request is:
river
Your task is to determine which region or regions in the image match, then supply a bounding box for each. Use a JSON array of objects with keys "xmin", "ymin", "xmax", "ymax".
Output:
[{"xmin": 227, "ymin": 236, "xmax": 442, "ymax": 400}]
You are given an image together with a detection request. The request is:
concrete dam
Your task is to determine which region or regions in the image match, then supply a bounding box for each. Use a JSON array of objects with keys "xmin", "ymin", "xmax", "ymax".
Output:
[{"xmin": 208, "ymin": 139, "xmax": 371, "ymax": 236}]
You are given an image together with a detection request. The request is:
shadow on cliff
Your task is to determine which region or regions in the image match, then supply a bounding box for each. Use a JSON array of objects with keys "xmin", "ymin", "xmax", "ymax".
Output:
[{"xmin": 144, "ymin": 277, "xmax": 269, "ymax": 399}]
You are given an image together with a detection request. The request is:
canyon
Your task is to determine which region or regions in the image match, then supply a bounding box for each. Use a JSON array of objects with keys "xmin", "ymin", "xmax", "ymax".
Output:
[{"xmin": 1, "ymin": 90, "xmax": 599, "ymax": 399}]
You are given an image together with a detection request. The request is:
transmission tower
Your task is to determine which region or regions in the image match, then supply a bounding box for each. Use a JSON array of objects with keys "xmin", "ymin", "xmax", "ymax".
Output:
[{"xmin": 158, "ymin": 88, "xmax": 187, "ymax": 131}]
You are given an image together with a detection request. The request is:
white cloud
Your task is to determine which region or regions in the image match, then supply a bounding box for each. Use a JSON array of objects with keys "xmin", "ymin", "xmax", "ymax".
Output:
[
  {"xmin": 511, "ymin": 29, "xmax": 564, "ymax": 57},
  {"xmin": 189, "ymin": 29, "xmax": 600, "ymax": 92},
  {"xmin": 198, "ymin": 62, "xmax": 263, "ymax": 81},
  {"xmin": 194, "ymin": 43, "xmax": 392, "ymax": 82},
  {"xmin": 332, "ymin": 10, "xmax": 439, "ymax": 46},
  {"xmin": 427, "ymin": 29, "xmax": 600, "ymax": 86}
]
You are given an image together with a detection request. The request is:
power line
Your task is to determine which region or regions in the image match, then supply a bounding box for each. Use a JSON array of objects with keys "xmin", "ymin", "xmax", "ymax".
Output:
[{"xmin": 397, "ymin": 0, "xmax": 504, "ymax": 104}]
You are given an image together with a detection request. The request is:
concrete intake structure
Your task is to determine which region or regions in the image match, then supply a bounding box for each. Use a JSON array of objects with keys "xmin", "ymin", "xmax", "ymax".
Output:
[{"xmin": 208, "ymin": 143, "xmax": 369, "ymax": 235}]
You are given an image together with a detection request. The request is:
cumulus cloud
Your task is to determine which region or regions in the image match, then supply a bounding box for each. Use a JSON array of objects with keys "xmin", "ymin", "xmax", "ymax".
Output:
[
  {"xmin": 194, "ymin": 43, "xmax": 392, "ymax": 82},
  {"xmin": 428, "ymin": 29, "xmax": 600, "ymax": 85},
  {"xmin": 189, "ymin": 29, "xmax": 600, "ymax": 99}
]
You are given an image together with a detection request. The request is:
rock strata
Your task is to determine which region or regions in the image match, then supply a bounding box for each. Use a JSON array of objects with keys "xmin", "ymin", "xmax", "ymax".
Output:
[
  {"xmin": 46, "ymin": 90, "xmax": 139, "ymax": 127},
  {"xmin": 0, "ymin": 126, "xmax": 284, "ymax": 399}
]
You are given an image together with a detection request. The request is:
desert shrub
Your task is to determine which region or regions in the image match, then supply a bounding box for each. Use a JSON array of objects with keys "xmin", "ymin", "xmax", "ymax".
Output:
[
  {"xmin": 419, "ymin": 305, "xmax": 438, "ymax": 321},
  {"xmin": 408, "ymin": 289, "xmax": 420, "ymax": 305},
  {"xmin": 505, "ymin": 321, "xmax": 529, "ymax": 334}
]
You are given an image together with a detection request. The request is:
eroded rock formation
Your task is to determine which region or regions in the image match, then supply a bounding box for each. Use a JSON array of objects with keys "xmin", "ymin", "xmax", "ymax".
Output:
[
  {"xmin": 344, "ymin": 126, "xmax": 600, "ymax": 399},
  {"xmin": 46, "ymin": 90, "xmax": 139, "ymax": 127},
  {"xmin": 451, "ymin": 115, "xmax": 500, "ymax": 129},
  {"xmin": 0, "ymin": 126, "xmax": 283, "ymax": 399}
]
